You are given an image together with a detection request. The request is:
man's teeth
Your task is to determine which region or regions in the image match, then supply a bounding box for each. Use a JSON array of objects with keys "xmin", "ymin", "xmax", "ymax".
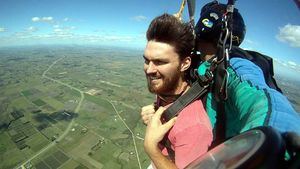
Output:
[{"xmin": 150, "ymin": 77, "xmax": 160, "ymax": 80}]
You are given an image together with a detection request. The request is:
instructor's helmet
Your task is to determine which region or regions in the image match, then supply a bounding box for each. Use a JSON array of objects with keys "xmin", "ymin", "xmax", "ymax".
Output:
[{"xmin": 195, "ymin": 1, "xmax": 246, "ymax": 46}]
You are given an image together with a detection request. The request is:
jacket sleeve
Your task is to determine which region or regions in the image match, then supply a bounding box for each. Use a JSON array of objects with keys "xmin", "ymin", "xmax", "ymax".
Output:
[{"xmin": 225, "ymin": 58, "xmax": 300, "ymax": 137}]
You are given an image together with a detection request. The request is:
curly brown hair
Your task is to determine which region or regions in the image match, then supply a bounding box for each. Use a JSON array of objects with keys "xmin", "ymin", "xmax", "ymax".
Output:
[{"xmin": 146, "ymin": 13, "xmax": 194, "ymax": 60}]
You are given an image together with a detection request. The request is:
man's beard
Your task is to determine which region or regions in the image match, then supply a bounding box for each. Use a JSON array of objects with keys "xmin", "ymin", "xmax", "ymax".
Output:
[{"xmin": 146, "ymin": 73, "xmax": 182, "ymax": 96}]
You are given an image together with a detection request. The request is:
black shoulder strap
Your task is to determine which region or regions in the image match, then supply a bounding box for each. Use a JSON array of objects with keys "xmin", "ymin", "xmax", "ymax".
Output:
[
  {"xmin": 210, "ymin": 100, "xmax": 226, "ymax": 149},
  {"xmin": 162, "ymin": 80, "xmax": 209, "ymax": 121},
  {"xmin": 160, "ymin": 134, "xmax": 175, "ymax": 161},
  {"xmin": 161, "ymin": 78, "xmax": 210, "ymax": 161},
  {"xmin": 211, "ymin": 54, "xmax": 228, "ymax": 148}
]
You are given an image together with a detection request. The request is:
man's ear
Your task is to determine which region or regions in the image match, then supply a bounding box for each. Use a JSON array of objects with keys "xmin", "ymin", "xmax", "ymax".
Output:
[{"xmin": 180, "ymin": 56, "xmax": 191, "ymax": 72}]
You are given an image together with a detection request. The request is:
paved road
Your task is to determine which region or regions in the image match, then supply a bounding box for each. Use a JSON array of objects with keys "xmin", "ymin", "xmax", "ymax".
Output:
[
  {"xmin": 107, "ymin": 99, "xmax": 142, "ymax": 169},
  {"xmin": 16, "ymin": 56, "xmax": 85, "ymax": 169},
  {"xmin": 16, "ymin": 56, "xmax": 142, "ymax": 169}
]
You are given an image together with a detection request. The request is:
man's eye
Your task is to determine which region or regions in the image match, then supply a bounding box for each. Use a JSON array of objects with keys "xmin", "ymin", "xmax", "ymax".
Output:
[
  {"xmin": 144, "ymin": 59, "xmax": 149, "ymax": 64},
  {"xmin": 155, "ymin": 61, "xmax": 166, "ymax": 65}
]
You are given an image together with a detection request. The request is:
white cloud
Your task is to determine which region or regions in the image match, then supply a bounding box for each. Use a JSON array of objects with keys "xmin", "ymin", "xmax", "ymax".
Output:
[
  {"xmin": 13, "ymin": 31, "xmax": 33, "ymax": 39},
  {"xmin": 240, "ymin": 47, "xmax": 253, "ymax": 51},
  {"xmin": 42, "ymin": 17, "xmax": 53, "ymax": 22},
  {"xmin": 240, "ymin": 39, "xmax": 259, "ymax": 51},
  {"xmin": 32, "ymin": 17, "xmax": 40, "ymax": 22},
  {"xmin": 32, "ymin": 16, "xmax": 54, "ymax": 23},
  {"xmin": 288, "ymin": 61, "xmax": 297, "ymax": 66},
  {"xmin": 0, "ymin": 27, "xmax": 6, "ymax": 32},
  {"xmin": 27, "ymin": 26, "xmax": 38, "ymax": 32},
  {"xmin": 54, "ymin": 28, "xmax": 63, "ymax": 32},
  {"xmin": 74, "ymin": 34, "xmax": 135, "ymax": 43},
  {"xmin": 0, "ymin": 27, "xmax": 145, "ymax": 47},
  {"xmin": 131, "ymin": 15, "xmax": 147, "ymax": 22},
  {"xmin": 63, "ymin": 17, "xmax": 69, "ymax": 21},
  {"xmin": 276, "ymin": 24, "xmax": 300, "ymax": 48},
  {"xmin": 244, "ymin": 39, "xmax": 254, "ymax": 44},
  {"xmin": 53, "ymin": 26, "xmax": 76, "ymax": 35},
  {"xmin": 275, "ymin": 59, "xmax": 300, "ymax": 71}
]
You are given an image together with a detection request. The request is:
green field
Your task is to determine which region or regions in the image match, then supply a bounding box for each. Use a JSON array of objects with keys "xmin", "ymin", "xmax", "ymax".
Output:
[
  {"xmin": 32, "ymin": 99, "xmax": 47, "ymax": 106},
  {"xmin": 21, "ymin": 90, "xmax": 34, "ymax": 97},
  {"xmin": 0, "ymin": 132, "xmax": 27, "ymax": 169},
  {"xmin": 0, "ymin": 46, "xmax": 154, "ymax": 169},
  {"xmin": 26, "ymin": 133, "xmax": 51, "ymax": 152}
]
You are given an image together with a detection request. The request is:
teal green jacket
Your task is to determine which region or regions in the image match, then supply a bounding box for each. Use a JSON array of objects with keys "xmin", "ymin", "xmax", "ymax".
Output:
[{"xmin": 198, "ymin": 57, "xmax": 300, "ymax": 138}]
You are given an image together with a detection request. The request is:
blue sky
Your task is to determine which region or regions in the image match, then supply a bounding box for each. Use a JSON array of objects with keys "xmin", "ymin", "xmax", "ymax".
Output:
[{"xmin": 0, "ymin": 0, "xmax": 299, "ymax": 71}]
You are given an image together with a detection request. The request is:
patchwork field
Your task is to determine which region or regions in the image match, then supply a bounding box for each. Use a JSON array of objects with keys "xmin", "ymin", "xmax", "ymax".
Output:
[{"xmin": 0, "ymin": 46, "xmax": 153, "ymax": 169}]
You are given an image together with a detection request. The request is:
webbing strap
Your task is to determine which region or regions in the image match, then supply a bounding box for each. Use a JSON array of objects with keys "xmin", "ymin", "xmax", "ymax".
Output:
[
  {"xmin": 173, "ymin": 0, "xmax": 186, "ymax": 21},
  {"xmin": 210, "ymin": 100, "xmax": 226, "ymax": 148},
  {"xmin": 162, "ymin": 80, "xmax": 209, "ymax": 121},
  {"xmin": 161, "ymin": 80, "xmax": 210, "ymax": 161},
  {"xmin": 160, "ymin": 134, "xmax": 175, "ymax": 161}
]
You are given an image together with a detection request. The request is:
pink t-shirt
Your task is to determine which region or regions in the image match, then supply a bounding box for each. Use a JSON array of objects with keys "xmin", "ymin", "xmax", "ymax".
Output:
[{"xmin": 161, "ymin": 100, "xmax": 213, "ymax": 169}]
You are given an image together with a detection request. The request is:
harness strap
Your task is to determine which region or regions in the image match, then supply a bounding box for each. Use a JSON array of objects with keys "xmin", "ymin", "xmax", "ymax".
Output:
[
  {"xmin": 210, "ymin": 100, "xmax": 226, "ymax": 148},
  {"xmin": 161, "ymin": 79, "xmax": 210, "ymax": 160},
  {"xmin": 160, "ymin": 134, "xmax": 175, "ymax": 162},
  {"xmin": 173, "ymin": 0, "xmax": 186, "ymax": 21},
  {"xmin": 209, "ymin": 0, "xmax": 236, "ymax": 148},
  {"xmin": 162, "ymin": 80, "xmax": 209, "ymax": 121}
]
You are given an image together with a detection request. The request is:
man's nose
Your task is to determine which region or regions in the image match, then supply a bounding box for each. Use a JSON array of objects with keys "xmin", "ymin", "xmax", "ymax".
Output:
[{"xmin": 145, "ymin": 62, "xmax": 157, "ymax": 74}]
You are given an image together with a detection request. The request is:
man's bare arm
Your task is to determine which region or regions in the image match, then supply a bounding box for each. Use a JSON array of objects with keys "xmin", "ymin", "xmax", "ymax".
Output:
[
  {"xmin": 145, "ymin": 145, "xmax": 177, "ymax": 169},
  {"xmin": 144, "ymin": 107, "xmax": 178, "ymax": 169}
]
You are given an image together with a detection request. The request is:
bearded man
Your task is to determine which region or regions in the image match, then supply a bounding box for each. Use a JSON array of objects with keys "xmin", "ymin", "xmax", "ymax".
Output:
[{"xmin": 141, "ymin": 13, "xmax": 213, "ymax": 169}]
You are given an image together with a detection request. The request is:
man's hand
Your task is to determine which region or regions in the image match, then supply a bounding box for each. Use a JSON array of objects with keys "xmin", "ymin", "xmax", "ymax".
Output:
[
  {"xmin": 144, "ymin": 107, "xmax": 177, "ymax": 156},
  {"xmin": 141, "ymin": 104, "xmax": 156, "ymax": 125}
]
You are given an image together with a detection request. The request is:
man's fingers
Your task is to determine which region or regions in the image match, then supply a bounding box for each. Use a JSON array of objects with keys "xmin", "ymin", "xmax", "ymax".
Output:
[
  {"xmin": 153, "ymin": 106, "xmax": 166, "ymax": 120},
  {"xmin": 144, "ymin": 119, "xmax": 149, "ymax": 125},
  {"xmin": 141, "ymin": 104, "xmax": 155, "ymax": 118},
  {"xmin": 141, "ymin": 109, "xmax": 155, "ymax": 116},
  {"xmin": 142, "ymin": 115, "xmax": 148, "ymax": 122},
  {"xmin": 162, "ymin": 117, "xmax": 177, "ymax": 132},
  {"xmin": 142, "ymin": 113, "xmax": 152, "ymax": 118},
  {"xmin": 141, "ymin": 104, "xmax": 155, "ymax": 112},
  {"xmin": 156, "ymin": 106, "xmax": 166, "ymax": 116},
  {"xmin": 142, "ymin": 114, "xmax": 153, "ymax": 122}
]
